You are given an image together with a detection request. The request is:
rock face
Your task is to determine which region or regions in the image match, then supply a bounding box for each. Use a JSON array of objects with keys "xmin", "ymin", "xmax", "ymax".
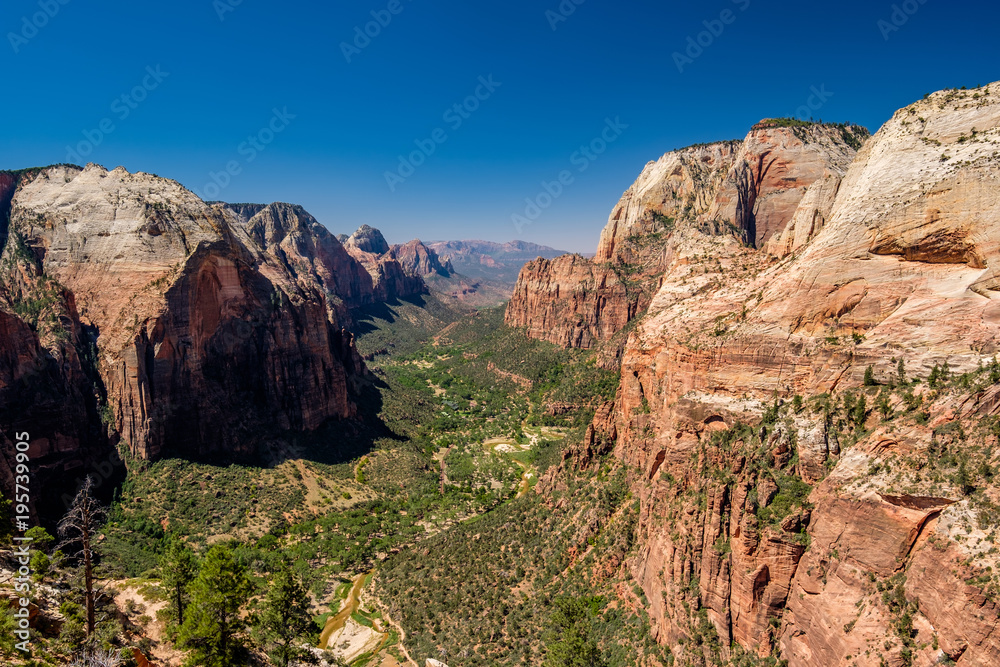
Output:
[
  {"xmin": 0, "ymin": 165, "xmax": 367, "ymax": 476},
  {"xmin": 578, "ymin": 84, "xmax": 1000, "ymax": 664},
  {"xmin": 504, "ymin": 253, "xmax": 634, "ymax": 349},
  {"xmin": 234, "ymin": 202, "xmax": 378, "ymax": 315},
  {"xmin": 389, "ymin": 239, "xmax": 453, "ymax": 278},
  {"xmin": 343, "ymin": 225, "xmax": 426, "ymax": 301},
  {"xmin": 345, "ymin": 224, "xmax": 391, "ymax": 255},
  {"xmin": 505, "ymin": 122, "xmax": 867, "ymax": 351},
  {"xmin": 710, "ymin": 121, "xmax": 862, "ymax": 248}
]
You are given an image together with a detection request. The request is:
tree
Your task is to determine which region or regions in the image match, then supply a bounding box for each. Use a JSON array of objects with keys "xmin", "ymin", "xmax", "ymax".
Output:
[
  {"xmin": 896, "ymin": 358, "xmax": 907, "ymax": 386},
  {"xmin": 877, "ymin": 391, "xmax": 893, "ymax": 419},
  {"xmin": 851, "ymin": 395, "xmax": 868, "ymax": 429},
  {"xmin": 178, "ymin": 544, "xmax": 253, "ymax": 667},
  {"xmin": 252, "ymin": 561, "xmax": 317, "ymax": 667},
  {"xmin": 543, "ymin": 597, "xmax": 607, "ymax": 667},
  {"xmin": 25, "ymin": 525, "xmax": 55, "ymax": 552},
  {"xmin": 0, "ymin": 496, "xmax": 12, "ymax": 546},
  {"xmin": 0, "ymin": 600, "xmax": 17, "ymax": 657},
  {"xmin": 160, "ymin": 537, "xmax": 198, "ymax": 630},
  {"xmin": 58, "ymin": 476, "xmax": 106, "ymax": 636},
  {"xmin": 863, "ymin": 365, "xmax": 877, "ymax": 386},
  {"xmin": 956, "ymin": 459, "xmax": 974, "ymax": 496},
  {"xmin": 30, "ymin": 550, "xmax": 50, "ymax": 583}
]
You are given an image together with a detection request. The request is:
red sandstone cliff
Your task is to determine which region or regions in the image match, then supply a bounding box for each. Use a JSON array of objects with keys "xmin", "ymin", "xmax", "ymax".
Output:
[
  {"xmin": 571, "ymin": 84, "xmax": 1000, "ymax": 665},
  {"xmin": 0, "ymin": 165, "xmax": 367, "ymax": 472},
  {"xmin": 343, "ymin": 225, "xmax": 426, "ymax": 300},
  {"xmin": 506, "ymin": 123, "xmax": 867, "ymax": 353}
]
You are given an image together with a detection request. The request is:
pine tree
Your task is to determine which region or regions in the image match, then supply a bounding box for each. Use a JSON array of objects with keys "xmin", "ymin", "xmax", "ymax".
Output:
[
  {"xmin": 863, "ymin": 365, "xmax": 877, "ymax": 386},
  {"xmin": 852, "ymin": 394, "xmax": 868, "ymax": 429},
  {"xmin": 252, "ymin": 561, "xmax": 316, "ymax": 667},
  {"xmin": 543, "ymin": 597, "xmax": 606, "ymax": 667},
  {"xmin": 160, "ymin": 537, "xmax": 198, "ymax": 631},
  {"xmin": 178, "ymin": 545, "xmax": 253, "ymax": 667},
  {"xmin": 877, "ymin": 391, "xmax": 893, "ymax": 419}
]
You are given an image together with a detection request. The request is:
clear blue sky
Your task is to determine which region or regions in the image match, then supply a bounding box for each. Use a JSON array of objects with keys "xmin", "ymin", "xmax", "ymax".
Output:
[{"xmin": 1, "ymin": 0, "xmax": 997, "ymax": 252}]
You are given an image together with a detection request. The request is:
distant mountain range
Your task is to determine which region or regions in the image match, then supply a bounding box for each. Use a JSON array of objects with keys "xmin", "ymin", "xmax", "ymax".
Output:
[{"xmin": 425, "ymin": 240, "xmax": 570, "ymax": 285}]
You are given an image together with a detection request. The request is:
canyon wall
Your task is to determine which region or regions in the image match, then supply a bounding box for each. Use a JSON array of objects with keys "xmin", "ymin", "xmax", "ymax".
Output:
[
  {"xmin": 0, "ymin": 165, "xmax": 369, "ymax": 479},
  {"xmin": 506, "ymin": 123, "xmax": 867, "ymax": 352},
  {"xmin": 579, "ymin": 84, "xmax": 1000, "ymax": 665}
]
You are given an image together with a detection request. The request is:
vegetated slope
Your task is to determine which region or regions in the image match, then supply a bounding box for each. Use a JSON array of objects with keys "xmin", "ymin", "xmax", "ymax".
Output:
[
  {"xmin": 384, "ymin": 83, "xmax": 1000, "ymax": 667},
  {"xmin": 68, "ymin": 293, "xmax": 619, "ymax": 667}
]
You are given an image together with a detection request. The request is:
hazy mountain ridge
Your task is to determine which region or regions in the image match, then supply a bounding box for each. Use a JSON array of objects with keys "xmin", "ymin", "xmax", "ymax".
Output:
[{"xmin": 427, "ymin": 239, "xmax": 570, "ymax": 284}]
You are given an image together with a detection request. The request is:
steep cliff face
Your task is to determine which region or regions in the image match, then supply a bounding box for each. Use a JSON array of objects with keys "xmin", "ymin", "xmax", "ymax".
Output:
[
  {"xmin": 0, "ymin": 164, "xmax": 365, "ymax": 467},
  {"xmin": 506, "ymin": 123, "xmax": 865, "ymax": 352},
  {"xmin": 389, "ymin": 239, "xmax": 453, "ymax": 278},
  {"xmin": 0, "ymin": 170, "xmax": 21, "ymax": 252},
  {"xmin": 590, "ymin": 84, "xmax": 1000, "ymax": 665},
  {"xmin": 238, "ymin": 202, "xmax": 378, "ymax": 315},
  {"xmin": 710, "ymin": 122, "xmax": 866, "ymax": 248},
  {"xmin": 343, "ymin": 225, "xmax": 426, "ymax": 300},
  {"xmin": 505, "ymin": 253, "xmax": 634, "ymax": 349}
]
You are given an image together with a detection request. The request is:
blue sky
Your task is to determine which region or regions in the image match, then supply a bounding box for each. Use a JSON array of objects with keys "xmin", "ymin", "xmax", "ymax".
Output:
[{"xmin": 1, "ymin": 0, "xmax": 997, "ymax": 252}]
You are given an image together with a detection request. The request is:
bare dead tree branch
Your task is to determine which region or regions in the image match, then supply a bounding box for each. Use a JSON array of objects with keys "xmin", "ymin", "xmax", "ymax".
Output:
[{"xmin": 58, "ymin": 476, "xmax": 107, "ymax": 637}]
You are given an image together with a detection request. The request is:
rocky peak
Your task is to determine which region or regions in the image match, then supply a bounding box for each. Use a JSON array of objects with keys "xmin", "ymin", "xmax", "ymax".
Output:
[
  {"xmin": 507, "ymin": 119, "xmax": 870, "ymax": 354},
  {"xmin": 240, "ymin": 202, "xmax": 323, "ymax": 247},
  {"xmin": 389, "ymin": 239, "xmax": 453, "ymax": 278},
  {"xmin": 346, "ymin": 224, "xmax": 390, "ymax": 255},
  {"xmin": 223, "ymin": 202, "xmax": 268, "ymax": 224},
  {"xmin": 596, "ymin": 139, "xmax": 741, "ymax": 262},
  {"xmin": 340, "ymin": 224, "xmax": 427, "ymax": 301}
]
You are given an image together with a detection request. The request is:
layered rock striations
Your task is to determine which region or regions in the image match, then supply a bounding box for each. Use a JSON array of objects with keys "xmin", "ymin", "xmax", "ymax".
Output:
[
  {"xmin": 506, "ymin": 122, "xmax": 867, "ymax": 352},
  {"xmin": 0, "ymin": 165, "xmax": 368, "ymax": 476},
  {"xmin": 574, "ymin": 84, "xmax": 1000, "ymax": 665}
]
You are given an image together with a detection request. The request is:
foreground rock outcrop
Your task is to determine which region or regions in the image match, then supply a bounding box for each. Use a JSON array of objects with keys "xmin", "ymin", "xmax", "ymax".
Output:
[{"xmin": 573, "ymin": 84, "xmax": 1000, "ymax": 665}]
